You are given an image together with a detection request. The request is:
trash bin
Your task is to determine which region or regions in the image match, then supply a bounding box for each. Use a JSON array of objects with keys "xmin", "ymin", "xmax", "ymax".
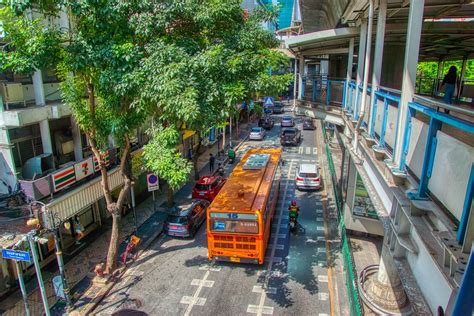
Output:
[{"xmin": 52, "ymin": 275, "xmax": 65, "ymax": 300}]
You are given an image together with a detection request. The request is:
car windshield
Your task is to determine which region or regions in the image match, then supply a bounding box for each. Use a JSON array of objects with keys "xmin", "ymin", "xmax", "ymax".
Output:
[
  {"xmin": 299, "ymin": 172, "xmax": 318, "ymax": 178},
  {"xmin": 304, "ymin": 119, "xmax": 312, "ymax": 123},
  {"xmin": 283, "ymin": 129, "xmax": 295, "ymax": 134},
  {"xmin": 283, "ymin": 117, "xmax": 292, "ymax": 121},
  {"xmin": 167, "ymin": 215, "xmax": 188, "ymax": 224},
  {"xmin": 251, "ymin": 128, "xmax": 261, "ymax": 133}
]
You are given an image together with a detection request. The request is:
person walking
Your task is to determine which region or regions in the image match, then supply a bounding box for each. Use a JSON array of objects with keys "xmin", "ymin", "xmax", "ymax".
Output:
[
  {"xmin": 440, "ymin": 65, "xmax": 457, "ymax": 114},
  {"xmin": 209, "ymin": 153, "xmax": 216, "ymax": 173}
]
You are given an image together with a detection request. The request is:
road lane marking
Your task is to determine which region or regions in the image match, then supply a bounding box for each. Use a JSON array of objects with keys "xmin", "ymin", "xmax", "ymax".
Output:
[
  {"xmin": 298, "ymin": 147, "xmax": 303, "ymax": 154},
  {"xmin": 306, "ymin": 146, "xmax": 311, "ymax": 155},
  {"xmin": 191, "ymin": 279, "xmax": 215, "ymax": 287},
  {"xmin": 318, "ymin": 292, "xmax": 329, "ymax": 301},
  {"xmin": 318, "ymin": 275, "xmax": 329, "ymax": 283},
  {"xmin": 183, "ymin": 270, "xmax": 211, "ymax": 315},
  {"xmin": 315, "ymin": 121, "xmax": 336, "ymax": 316},
  {"xmin": 250, "ymin": 159, "xmax": 295, "ymax": 316},
  {"xmin": 252, "ymin": 285, "xmax": 277, "ymax": 294}
]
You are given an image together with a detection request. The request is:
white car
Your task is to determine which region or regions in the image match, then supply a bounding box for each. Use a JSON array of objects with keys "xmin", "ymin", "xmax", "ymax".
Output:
[
  {"xmin": 296, "ymin": 163, "xmax": 321, "ymax": 190},
  {"xmin": 249, "ymin": 127, "xmax": 266, "ymax": 141}
]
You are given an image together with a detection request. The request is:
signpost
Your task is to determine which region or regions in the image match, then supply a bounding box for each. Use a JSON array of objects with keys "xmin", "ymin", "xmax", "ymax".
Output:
[
  {"xmin": 2, "ymin": 249, "xmax": 30, "ymax": 261},
  {"xmin": 1, "ymin": 249, "xmax": 32, "ymax": 315},
  {"xmin": 147, "ymin": 173, "xmax": 159, "ymax": 212}
]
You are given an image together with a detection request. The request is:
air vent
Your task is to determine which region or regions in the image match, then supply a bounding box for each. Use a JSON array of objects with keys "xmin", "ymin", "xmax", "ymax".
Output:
[{"xmin": 243, "ymin": 154, "xmax": 270, "ymax": 170}]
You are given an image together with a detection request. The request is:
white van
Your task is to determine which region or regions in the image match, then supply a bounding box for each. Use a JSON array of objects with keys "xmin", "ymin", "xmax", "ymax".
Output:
[{"xmin": 296, "ymin": 163, "xmax": 321, "ymax": 190}]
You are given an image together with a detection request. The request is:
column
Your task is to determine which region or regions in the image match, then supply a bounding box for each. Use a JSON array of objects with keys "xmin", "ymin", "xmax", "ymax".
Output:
[
  {"xmin": 292, "ymin": 58, "xmax": 298, "ymax": 110},
  {"xmin": 356, "ymin": 0, "xmax": 374, "ymax": 123},
  {"xmin": 298, "ymin": 56, "xmax": 304, "ymax": 100},
  {"xmin": 0, "ymin": 128, "xmax": 18, "ymax": 180},
  {"xmin": 457, "ymin": 57, "xmax": 467, "ymax": 100},
  {"xmin": 368, "ymin": 0, "xmax": 387, "ymax": 136},
  {"xmin": 70, "ymin": 116, "xmax": 83, "ymax": 161},
  {"xmin": 345, "ymin": 38, "xmax": 355, "ymax": 110},
  {"xmin": 32, "ymin": 70, "xmax": 45, "ymax": 106},
  {"xmin": 354, "ymin": 19, "xmax": 367, "ymax": 119},
  {"xmin": 393, "ymin": 0, "xmax": 425, "ymax": 168},
  {"xmin": 435, "ymin": 59, "xmax": 442, "ymax": 95},
  {"xmin": 39, "ymin": 120, "xmax": 53, "ymax": 154},
  {"xmin": 364, "ymin": 244, "xmax": 408, "ymax": 311}
]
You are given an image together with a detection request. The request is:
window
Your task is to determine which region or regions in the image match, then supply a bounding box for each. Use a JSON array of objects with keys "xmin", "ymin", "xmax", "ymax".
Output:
[
  {"xmin": 210, "ymin": 213, "xmax": 259, "ymax": 234},
  {"xmin": 196, "ymin": 183, "xmax": 211, "ymax": 191}
]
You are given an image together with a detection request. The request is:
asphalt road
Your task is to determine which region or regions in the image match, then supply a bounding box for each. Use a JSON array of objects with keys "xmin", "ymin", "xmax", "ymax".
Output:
[{"xmin": 95, "ymin": 108, "xmax": 333, "ymax": 316}]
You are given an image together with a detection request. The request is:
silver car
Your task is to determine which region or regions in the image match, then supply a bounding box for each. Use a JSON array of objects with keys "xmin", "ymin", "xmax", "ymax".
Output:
[
  {"xmin": 249, "ymin": 127, "xmax": 265, "ymax": 140},
  {"xmin": 281, "ymin": 116, "xmax": 295, "ymax": 127}
]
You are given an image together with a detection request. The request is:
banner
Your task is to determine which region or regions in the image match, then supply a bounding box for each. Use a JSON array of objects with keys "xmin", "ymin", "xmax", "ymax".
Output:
[
  {"xmin": 74, "ymin": 157, "xmax": 94, "ymax": 181},
  {"xmin": 93, "ymin": 151, "xmax": 110, "ymax": 172},
  {"xmin": 52, "ymin": 165, "xmax": 76, "ymax": 192}
]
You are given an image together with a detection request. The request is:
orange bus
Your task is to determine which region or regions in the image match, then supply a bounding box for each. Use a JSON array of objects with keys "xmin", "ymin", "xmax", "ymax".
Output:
[{"xmin": 207, "ymin": 148, "xmax": 282, "ymax": 264}]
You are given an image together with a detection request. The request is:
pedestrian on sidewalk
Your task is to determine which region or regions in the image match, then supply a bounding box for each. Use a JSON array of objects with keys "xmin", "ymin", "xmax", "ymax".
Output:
[{"xmin": 209, "ymin": 153, "xmax": 215, "ymax": 173}]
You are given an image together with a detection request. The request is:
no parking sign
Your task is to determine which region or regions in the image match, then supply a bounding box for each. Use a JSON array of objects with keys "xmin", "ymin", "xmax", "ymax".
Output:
[{"xmin": 147, "ymin": 173, "xmax": 159, "ymax": 192}]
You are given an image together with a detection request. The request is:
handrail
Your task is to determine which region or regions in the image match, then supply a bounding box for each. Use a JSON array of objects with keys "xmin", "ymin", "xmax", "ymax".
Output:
[
  {"xmin": 414, "ymin": 95, "xmax": 474, "ymax": 118},
  {"xmin": 378, "ymin": 85, "xmax": 401, "ymax": 95}
]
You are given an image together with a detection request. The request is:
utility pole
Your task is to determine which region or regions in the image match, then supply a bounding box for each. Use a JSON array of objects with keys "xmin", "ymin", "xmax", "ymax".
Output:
[
  {"xmin": 27, "ymin": 233, "xmax": 51, "ymax": 316},
  {"xmin": 130, "ymin": 182, "xmax": 138, "ymax": 234}
]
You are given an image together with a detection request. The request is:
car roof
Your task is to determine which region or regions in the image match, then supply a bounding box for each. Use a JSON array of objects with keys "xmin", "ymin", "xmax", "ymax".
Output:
[
  {"xmin": 299, "ymin": 163, "xmax": 318, "ymax": 173},
  {"xmin": 282, "ymin": 116, "xmax": 292, "ymax": 119},
  {"xmin": 196, "ymin": 175, "xmax": 218, "ymax": 185}
]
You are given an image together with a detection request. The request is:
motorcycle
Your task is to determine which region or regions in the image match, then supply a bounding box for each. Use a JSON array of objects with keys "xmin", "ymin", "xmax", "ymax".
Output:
[{"xmin": 289, "ymin": 215, "xmax": 297, "ymax": 233}]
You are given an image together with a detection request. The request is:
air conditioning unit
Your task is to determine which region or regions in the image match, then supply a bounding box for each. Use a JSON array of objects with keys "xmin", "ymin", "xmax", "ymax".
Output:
[{"xmin": 0, "ymin": 83, "xmax": 26, "ymax": 109}]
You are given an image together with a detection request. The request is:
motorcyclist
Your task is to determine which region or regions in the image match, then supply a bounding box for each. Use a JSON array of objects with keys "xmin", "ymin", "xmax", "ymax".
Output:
[
  {"xmin": 288, "ymin": 200, "xmax": 299, "ymax": 222},
  {"xmin": 228, "ymin": 147, "xmax": 236, "ymax": 164}
]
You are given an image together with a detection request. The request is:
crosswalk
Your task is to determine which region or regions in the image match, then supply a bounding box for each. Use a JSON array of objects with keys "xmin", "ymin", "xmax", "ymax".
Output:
[{"xmin": 238, "ymin": 144, "xmax": 318, "ymax": 157}]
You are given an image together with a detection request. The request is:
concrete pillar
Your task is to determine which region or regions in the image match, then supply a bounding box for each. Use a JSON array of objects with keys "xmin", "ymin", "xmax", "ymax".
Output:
[
  {"xmin": 393, "ymin": 0, "xmax": 425, "ymax": 168},
  {"xmin": 0, "ymin": 128, "xmax": 18, "ymax": 179},
  {"xmin": 345, "ymin": 38, "xmax": 355, "ymax": 109},
  {"xmin": 457, "ymin": 57, "xmax": 467, "ymax": 100},
  {"xmin": 364, "ymin": 244, "xmax": 408, "ymax": 311},
  {"xmin": 298, "ymin": 56, "xmax": 305, "ymax": 100},
  {"xmin": 70, "ymin": 116, "xmax": 83, "ymax": 161},
  {"xmin": 39, "ymin": 120, "xmax": 53, "ymax": 154},
  {"xmin": 32, "ymin": 70, "xmax": 45, "ymax": 106},
  {"xmin": 293, "ymin": 58, "xmax": 298, "ymax": 110},
  {"xmin": 356, "ymin": 0, "xmax": 374, "ymax": 124},
  {"xmin": 354, "ymin": 19, "xmax": 368, "ymax": 118},
  {"xmin": 435, "ymin": 59, "xmax": 443, "ymax": 95},
  {"xmin": 368, "ymin": 0, "xmax": 387, "ymax": 136}
]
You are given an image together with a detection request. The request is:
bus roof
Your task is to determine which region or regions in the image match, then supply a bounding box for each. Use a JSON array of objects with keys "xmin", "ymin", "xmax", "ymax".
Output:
[{"xmin": 209, "ymin": 148, "xmax": 281, "ymax": 214}]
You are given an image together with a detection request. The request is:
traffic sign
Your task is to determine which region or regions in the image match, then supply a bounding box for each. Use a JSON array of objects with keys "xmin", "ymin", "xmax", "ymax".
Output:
[
  {"xmin": 263, "ymin": 96, "xmax": 274, "ymax": 107},
  {"xmin": 147, "ymin": 173, "xmax": 159, "ymax": 192},
  {"xmin": 2, "ymin": 249, "xmax": 30, "ymax": 262}
]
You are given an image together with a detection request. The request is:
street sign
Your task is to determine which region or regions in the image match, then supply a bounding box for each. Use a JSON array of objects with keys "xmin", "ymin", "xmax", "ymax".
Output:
[
  {"xmin": 147, "ymin": 173, "xmax": 159, "ymax": 192},
  {"xmin": 263, "ymin": 96, "xmax": 274, "ymax": 107},
  {"xmin": 2, "ymin": 249, "xmax": 30, "ymax": 262}
]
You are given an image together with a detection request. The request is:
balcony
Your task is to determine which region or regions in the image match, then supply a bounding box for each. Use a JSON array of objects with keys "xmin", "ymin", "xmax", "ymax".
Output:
[{"xmin": 0, "ymin": 82, "xmax": 69, "ymax": 127}]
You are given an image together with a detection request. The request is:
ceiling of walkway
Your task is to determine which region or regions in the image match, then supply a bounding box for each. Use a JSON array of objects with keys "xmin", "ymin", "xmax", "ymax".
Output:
[{"xmin": 296, "ymin": 0, "xmax": 474, "ymax": 61}]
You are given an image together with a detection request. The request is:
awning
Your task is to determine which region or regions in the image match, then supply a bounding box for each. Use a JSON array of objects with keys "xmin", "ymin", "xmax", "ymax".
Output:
[
  {"xmin": 182, "ymin": 130, "xmax": 196, "ymax": 140},
  {"xmin": 285, "ymin": 27, "xmax": 358, "ymax": 58}
]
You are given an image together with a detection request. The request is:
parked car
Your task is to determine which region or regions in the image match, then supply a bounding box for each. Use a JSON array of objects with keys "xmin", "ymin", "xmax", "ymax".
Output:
[
  {"xmin": 249, "ymin": 127, "xmax": 266, "ymax": 140},
  {"xmin": 296, "ymin": 163, "xmax": 321, "ymax": 190},
  {"xmin": 280, "ymin": 128, "xmax": 301, "ymax": 146},
  {"xmin": 258, "ymin": 116, "xmax": 274, "ymax": 130},
  {"xmin": 281, "ymin": 115, "xmax": 295, "ymax": 127},
  {"xmin": 164, "ymin": 200, "xmax": 210, "ymax": 237},
  {"xmin": 192, "ymin": 175, "xmax": 226, "ymax": 201},
  {"xmin": 303, "ymin": 118, "xmax": 316, "ymax": 130},
  {"xmin": 273, "ymin": 102, "xmax": 284, "ymax": 114}
]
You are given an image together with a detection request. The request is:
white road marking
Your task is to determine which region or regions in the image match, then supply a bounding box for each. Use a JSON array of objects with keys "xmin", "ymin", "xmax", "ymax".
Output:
[
  {"xmin": 317, "ymin": 226, "xmax": 324, "ymax": 231},
  {"xmin": 318, "ymin": 275, "xmax": 329, "ymax": 283},
  {"xmin": 318, "ymin": 292, "xmax": 329, "ymax": 301},
  {"xmin": 268, "ymin": 244, "xmax": 284, "ymax": 250},
  {"xmin": 313, "ymin": 147, "xmax": 318, "ymax": 155},
  {"xmin": 317, "ymin": 247, "xmax": 326, "ymax": 253},
  {"xmin": 298, "ymin": 147, "xmax": 304, "ymax": 154},
  {"xmin": 198, "ymin": 265, "xmax": 221, "ymax": 272},
  {"xmin": 191, "ymin": 279, "xmax": 215, "ymax": 287},
  {"xmin": 183, "ymin": 270, "xmax": 212, "ymax": 315},
  {"xmin": 317, "ymin": 236, "xmax": 325, "ymax": 241},
  {"xmin": 250, "ymin": 160, "xmax": 295, "ymax": 316},
  {"xmin": 316, "ymin": 218, "xmax": 324, "ymax": 222},
  {"xmin": 306, "ymin": 146, "xmax": 311, "ymax": 155},
  {"xmin": 252, "ymin": 285, "xmax": 277, "ymax": 294}
]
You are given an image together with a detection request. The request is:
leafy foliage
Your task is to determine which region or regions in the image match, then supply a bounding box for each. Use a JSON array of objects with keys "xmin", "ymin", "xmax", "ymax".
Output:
[{"xmin": 142, "ymin": 126, "xmax": 191, "ymax": 191}]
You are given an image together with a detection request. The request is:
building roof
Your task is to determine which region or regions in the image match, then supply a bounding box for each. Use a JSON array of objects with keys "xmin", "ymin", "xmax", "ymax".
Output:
[{"xmin": 209, "ymin": 148, "xmax": 281, "ymax": 213}]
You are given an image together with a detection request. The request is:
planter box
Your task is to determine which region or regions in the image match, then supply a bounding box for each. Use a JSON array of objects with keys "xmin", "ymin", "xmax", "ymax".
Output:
[{"xmin": 372, "ymin": 145, "xmax": 387, "ymax": 160}]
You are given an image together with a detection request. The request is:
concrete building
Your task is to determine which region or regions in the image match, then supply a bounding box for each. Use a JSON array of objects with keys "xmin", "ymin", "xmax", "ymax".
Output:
[{"xmin": 286, "ymin": 0, "xmax": 474, "ymax": 315}]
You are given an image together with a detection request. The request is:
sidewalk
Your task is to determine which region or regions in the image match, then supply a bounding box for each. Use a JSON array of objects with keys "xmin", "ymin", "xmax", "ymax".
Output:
[{"xmin": 0, "ymin": 122, "xmax": 252, "ymax": 316}]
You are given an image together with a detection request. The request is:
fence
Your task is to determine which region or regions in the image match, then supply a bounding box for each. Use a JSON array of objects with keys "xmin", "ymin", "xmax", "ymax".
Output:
[{"xmin": 322, "ymin": 126, "xmax": 363, "ymax": 316}]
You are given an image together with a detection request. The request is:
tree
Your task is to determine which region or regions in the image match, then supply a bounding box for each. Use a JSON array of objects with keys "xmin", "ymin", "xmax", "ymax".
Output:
[
  {"xmin": 1, "ymin": 1, "xmax": 147, "ymax": 274},
  {"xmin": 133, "ymin": 1, "xmax": 292, "ymax": 180}
]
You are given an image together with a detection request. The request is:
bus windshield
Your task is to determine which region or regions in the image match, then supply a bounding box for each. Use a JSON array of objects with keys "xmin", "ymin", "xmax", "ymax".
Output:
[{"xmin": 210, "ymin": 212, "xmax": 259, "ymax": 234}]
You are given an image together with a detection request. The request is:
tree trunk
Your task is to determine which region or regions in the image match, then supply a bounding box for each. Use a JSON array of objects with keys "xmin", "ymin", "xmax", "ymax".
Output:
[
  {"xmin": 167, "ymin": 186, "xmax": 174, "ymax": 208},
  {"xmin": 105, "ymin": 208, "xmax": 120, "ymax": 274},
  {"xmin": 192, "ymin": 134, "xmax": 202, "ymax": 180}
]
